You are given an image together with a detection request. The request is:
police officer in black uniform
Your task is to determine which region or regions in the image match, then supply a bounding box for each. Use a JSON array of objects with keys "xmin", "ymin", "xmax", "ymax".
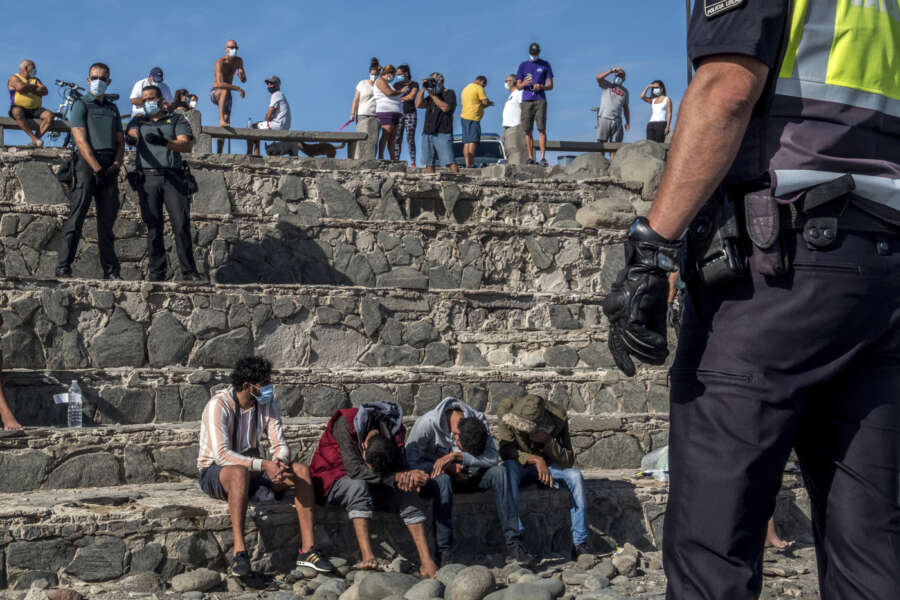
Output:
[
  {"xmin": 602, "ymin": 2, "xmax": 900, "ymax": 599},
  {"xmin": 126, "ymin": 85, "xmax": 202, "ymax": 282},
  {"xmin": 56, "ymin": 62, "xmax": 123, "ymax": 279}
]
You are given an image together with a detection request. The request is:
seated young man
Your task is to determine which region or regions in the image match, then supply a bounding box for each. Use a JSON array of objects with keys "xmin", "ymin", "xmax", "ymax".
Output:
[
  {"xmin": 310, "ymin": 402, "xmax": 438, "ymax": 578},
  {"xmin": 197, "ymin": 356, "xmax": 334, "ymax": 576},
  {"xmin": 406, "ymin": 396, "xmax": 533, "ymax": 566},
  {"xmin": 497, "ymin": 394, "xmax": 590, "ymax": 559}
]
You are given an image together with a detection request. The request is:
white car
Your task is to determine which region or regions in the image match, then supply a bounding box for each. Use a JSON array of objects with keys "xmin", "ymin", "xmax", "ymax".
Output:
[{"xmin": 452, "ymin": 133, "xmax": 507, "ymax": 168}]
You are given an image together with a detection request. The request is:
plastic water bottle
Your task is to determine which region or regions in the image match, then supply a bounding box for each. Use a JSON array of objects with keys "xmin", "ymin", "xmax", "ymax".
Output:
[{"xmin": 67, "ymin": 380, "xmax": 83, "ymax": 428}]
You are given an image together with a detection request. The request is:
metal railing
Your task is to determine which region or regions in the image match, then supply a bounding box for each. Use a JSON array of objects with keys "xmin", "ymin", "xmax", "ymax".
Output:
[{"xmin": 0, "ymin": 111, "xmax": 367, "ymax": 158}]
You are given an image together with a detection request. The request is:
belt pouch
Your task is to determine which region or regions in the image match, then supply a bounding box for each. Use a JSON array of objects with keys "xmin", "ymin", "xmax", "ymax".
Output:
[{"xmin": 744, "ymin": 190, "xmax": 786, "ymax": 276}]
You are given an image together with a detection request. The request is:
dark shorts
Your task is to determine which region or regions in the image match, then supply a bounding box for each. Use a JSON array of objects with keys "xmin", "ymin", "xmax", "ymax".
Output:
[
  {"xmin": 209, "ymin": 88, "xmax": 233, "ymax": 117},
  {"xmin": 9, "ymin": 106, "xmax": 50, "ymax": 119},
  {"xmin": 520, "ymin": 100, "xmax": 547, "ymax": 132},
  {"xmin": 460, "ymin": 118, "xmax": 481, "ymax": 144},
  {"xmin": 376, "ymin": 112, "xmax": 401, "ymax": 127},
  {"xmin": 199, "ymin": 464, "xmax": 273, "ymax": 501}
]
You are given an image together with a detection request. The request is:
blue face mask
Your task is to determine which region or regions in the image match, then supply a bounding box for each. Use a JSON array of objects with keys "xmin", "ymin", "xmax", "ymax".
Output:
[
  {"xmin": 369, "ymin": 74, "xmax": 377, "ymax": 81},
  {"xmin": 395, "ymin": 75, "xmax": 406, "ymax": 83},
  {"xmin": 253, "ymin": 384, "xmax": 275, "ymax": 405},
  {"xmin": 389, "ymin": 76, "xmax": 397, "ymax": 84},
  {"xmin": 143, "ymin": 101, "xmax": 160, "ymax": 115},
  {"xmin": 529, "ymin": 54, "xmax": 538, "ymax": 61},
  {"xmin": 614, "ymin": 76, "xmax": 624, "ymax": 86},
  {"xmin": 89, "ymin": 79, "xmax": 108, "ymax": 96}
]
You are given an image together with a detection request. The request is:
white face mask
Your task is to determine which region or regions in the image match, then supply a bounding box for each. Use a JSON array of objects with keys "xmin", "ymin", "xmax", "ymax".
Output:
[
  {"xmin": 227, "ymin": 48, "xmax": 237, "ymax": 58},
  {"xmin": 652, "ymin": 87, "xmax": 662, "ymax": 97},
  {"xmin": 614, "ymin": 76, "xmax": 624, "ymax": 86},
  {"xmin": 504, "ymin": 82, "xmax": 511, "ymax": 90},
  {"xmin": 189, "ymin": 99, "xmax": 197, "ymax": 108}
]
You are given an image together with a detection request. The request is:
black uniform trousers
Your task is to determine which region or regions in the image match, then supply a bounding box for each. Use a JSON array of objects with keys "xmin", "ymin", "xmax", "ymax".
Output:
[
  {"xmin": 664, "ymin": 230, "xmax": 900, "ymax": 600},
  {"xmin": 136, "ymin": 170, "xmax": 197, "ymax": 279},
  {"xmin": 57, "ymin": 151, "xmax": 120, "ymax": 276}
]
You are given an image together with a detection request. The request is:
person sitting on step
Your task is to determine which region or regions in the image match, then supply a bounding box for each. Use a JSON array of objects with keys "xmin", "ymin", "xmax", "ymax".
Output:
[
  {"xmin": 196, "ymin": 356, "xmax": 334, "ymax": 577},
  {"xmin": 310, "ymin": 401, "xmax": 438, "ymax": 578},
  {"xmin": 497, "ymin": 394, "xmax": 591, "ymax": 560},
  {"xmin": 0, "ymin": 352, "xmax": 22, "ymax": 431},
  {"xmin": 406, "ymin": 395, "xmax": 534, "ymax": 567}
]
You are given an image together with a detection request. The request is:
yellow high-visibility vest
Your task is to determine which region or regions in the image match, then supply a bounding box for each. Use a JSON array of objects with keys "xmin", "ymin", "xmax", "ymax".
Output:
[{"xmin": 766, "ymin": 0, "xmax": 900, "ymax": 211}]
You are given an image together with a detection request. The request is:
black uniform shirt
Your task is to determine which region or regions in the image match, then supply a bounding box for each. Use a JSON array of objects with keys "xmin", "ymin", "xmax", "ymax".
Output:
[
  {"xmin": 687, "ymin": 0, "xmax": 789, "ymax": 70},
  {"xmin": 687, "ymin": 0, "xmax": 791, "ymax": 184},
  {"xmin": 126, "ymin": 111, "xmax": 193, "ymax": 170}
]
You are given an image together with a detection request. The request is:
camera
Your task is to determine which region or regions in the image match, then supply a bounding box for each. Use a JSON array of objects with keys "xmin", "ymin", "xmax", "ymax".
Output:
[{"xmin": 423, "ymin": 78, "xmax": 437, "ymax": 90}]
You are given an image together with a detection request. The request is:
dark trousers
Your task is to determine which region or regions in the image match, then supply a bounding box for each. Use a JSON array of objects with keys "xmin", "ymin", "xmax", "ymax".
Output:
[
  {"xmin": 646, "ymin": 121, "xmax": 666, "ymax": 143},
  {"xmin": 665, "ymin": 231, "xmax": 900, "ymax": 600},
  {"xmin": 425, "ymin": 465, "xmax": 521, "ymax": 552},
  {"xmin": 137, "ymin": 171, "xmax": 197, "ymax": 278},
  {"xmin": 57, "ymin": 152, "xmax": 120, "ymax": 276}
]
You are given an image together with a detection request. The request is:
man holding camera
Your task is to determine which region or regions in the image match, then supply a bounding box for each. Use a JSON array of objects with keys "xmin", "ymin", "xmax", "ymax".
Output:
[
  {"xmin": 415, "ymin": 72, "xmax": 458, "ymax": 174},
  {"xmin": 126, "ymin": 85, "xmax": 203, "ymax": 282},
  {"xmin": 57, "ymin": 62, "xmax": 123, "ymax": 280}
]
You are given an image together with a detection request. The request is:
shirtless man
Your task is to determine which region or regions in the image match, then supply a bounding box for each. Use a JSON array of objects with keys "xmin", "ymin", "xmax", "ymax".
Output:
[{"xmin": 210, "ymin": 39, "xmax": 246, "ymax": 154}]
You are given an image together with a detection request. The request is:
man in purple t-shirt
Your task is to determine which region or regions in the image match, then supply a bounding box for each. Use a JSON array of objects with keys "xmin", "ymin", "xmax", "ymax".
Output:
[{"xmin": 516, "ymin": 42, "xmax": 554, "ymax": 165}]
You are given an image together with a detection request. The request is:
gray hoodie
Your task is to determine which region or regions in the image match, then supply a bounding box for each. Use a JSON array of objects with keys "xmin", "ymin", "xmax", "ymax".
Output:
[{"xmin": 405, "ymin": 396, "xmax": 500, "ymax": 471}]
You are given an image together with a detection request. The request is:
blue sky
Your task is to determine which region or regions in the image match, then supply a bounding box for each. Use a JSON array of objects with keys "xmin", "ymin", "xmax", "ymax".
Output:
[{"xmin": 3, "ymin": 0, "xmax": 691, "ymax": 160}]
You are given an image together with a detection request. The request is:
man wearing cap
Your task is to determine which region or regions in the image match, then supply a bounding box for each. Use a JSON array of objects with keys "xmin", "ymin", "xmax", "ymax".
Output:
[
  {"xmin": 516, "ymin": 42, "xmax": 554, "ymax": 165},
  {"xmin": 130, "ymin": 67, "xmax": 173, "ymax": 117},
  {"xmin": 497, "ymin": 394, "xmax": 590, "ymax": 560},
  {"xmin": 248, "ymin": 76, "xmax": 291, "ymax": 156}
]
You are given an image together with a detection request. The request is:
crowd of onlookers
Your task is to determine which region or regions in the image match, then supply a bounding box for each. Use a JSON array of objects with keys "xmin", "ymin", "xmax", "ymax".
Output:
[{"xmin": 9, "ymin": 40, "xmax": 676, "ymax": 165}]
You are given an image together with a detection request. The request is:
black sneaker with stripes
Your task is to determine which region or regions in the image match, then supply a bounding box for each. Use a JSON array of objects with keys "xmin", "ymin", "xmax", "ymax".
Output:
[{"xmin": 296, "ymin": 546, "xmax": 335, "ymax": 573}]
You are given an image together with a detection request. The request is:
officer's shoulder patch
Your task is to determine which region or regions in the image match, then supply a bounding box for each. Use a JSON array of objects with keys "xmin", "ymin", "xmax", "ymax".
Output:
[{"xmin": 705, "ymin": 0, "xmax": 744, "ymax": 18}]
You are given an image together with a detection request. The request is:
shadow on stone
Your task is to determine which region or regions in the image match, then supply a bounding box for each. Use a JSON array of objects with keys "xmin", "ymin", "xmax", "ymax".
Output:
[{"xmin": 213, "ymin": 221, "xmax": 353, "ymax": 285}]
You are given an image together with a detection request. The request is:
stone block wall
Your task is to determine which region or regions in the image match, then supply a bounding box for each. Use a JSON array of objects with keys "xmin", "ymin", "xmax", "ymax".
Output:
[{"xmin": 0, "ymin": 148, "xmax": 639, "ymax": 291}]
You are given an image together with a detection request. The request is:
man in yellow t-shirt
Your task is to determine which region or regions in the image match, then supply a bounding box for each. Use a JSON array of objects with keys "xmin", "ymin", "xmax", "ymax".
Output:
[
  {"xmin": 7, "ymin": 60, "xmax": 52, "ymax": 147},
  {"xmin": 460, "ymin": 76, "xmax": 494, "ymax": 168}
]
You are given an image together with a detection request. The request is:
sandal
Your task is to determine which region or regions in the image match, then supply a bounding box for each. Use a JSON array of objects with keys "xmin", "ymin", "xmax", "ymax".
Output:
[{"xmin": 353, "ymin": 558, "xmax": 379, "ymax": 571}]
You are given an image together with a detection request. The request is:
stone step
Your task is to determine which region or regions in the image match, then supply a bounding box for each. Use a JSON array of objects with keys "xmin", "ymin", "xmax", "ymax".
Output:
[
  {"xmin": 0, "ymin": 278, "xmax": 672, "ymax": 416},
  {"xmin": 0, "ymin": 413, "xmax": 670, "ymax": 493},
  {"xmin": 0, "ymin": 472, "xmax": 809, "ymax": 590},
  {"xmin": 2, "ymin": 365, "xmax": 668, "ymax": 443},
  {"xmin": 0, "ymin": 473, "xmax": 660, "ymax": 589},
  {"xmin": 0, "ymin": 206, "xmax": 626, "ymax": 292},
  {"xmin": 3, "ymin": 147, "xmax": 644, "ymax": 229}
]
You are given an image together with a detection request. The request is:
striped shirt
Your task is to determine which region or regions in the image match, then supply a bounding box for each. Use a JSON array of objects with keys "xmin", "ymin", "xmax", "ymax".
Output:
[{"xmin": 197, "ymin": 386, "xmax": 290, "ymax": 470}]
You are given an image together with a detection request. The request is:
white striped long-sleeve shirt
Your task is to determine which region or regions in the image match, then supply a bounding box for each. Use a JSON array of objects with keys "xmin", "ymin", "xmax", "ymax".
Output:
[{"xmin": 197, "ymin": 387, "xmax": 290, "ymax": 470}]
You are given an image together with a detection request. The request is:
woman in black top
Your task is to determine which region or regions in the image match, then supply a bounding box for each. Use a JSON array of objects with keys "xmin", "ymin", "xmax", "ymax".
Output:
[{"xmin": 392, "ymin": 65, "xmax": 419, "ymax": 168}]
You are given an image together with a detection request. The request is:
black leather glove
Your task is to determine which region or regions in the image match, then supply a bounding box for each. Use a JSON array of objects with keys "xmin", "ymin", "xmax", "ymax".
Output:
[
  {"xmin": 602, "ymin": 217, "xmax": 683, "ymax": 377},
  {"xmin": 92, "ymin": 168, "xmax": 109, "ymax": 186},
  {"xmin": 144, "ymin": 132, "xmax": 168, "ymax": 146}
]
